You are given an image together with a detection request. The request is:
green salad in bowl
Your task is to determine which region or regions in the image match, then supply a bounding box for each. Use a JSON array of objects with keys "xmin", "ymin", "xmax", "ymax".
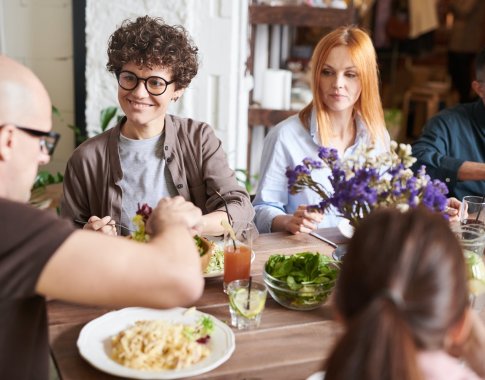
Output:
[{"xmin": 263, "ymin": 252, "xmax": 340, "ymax": 310}]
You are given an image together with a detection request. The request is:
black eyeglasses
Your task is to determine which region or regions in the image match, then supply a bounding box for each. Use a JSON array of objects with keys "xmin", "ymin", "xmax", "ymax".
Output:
[
  {"xmin": 0, "ymin": 124, "xmax": 60, "ymax": 156},
  {"xmin": 117, "ymin": 70, "xmax": 175, "ymax": 96}
]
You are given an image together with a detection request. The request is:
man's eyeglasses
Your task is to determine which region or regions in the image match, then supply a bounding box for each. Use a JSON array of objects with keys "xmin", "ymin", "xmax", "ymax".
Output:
[
  {"xmin": 0, "ymin": 124, "xmax": 60, "ymax": 156},
  {"xmin": 117, "ymin": 70, "xmax": 175, "ymax": 96}
]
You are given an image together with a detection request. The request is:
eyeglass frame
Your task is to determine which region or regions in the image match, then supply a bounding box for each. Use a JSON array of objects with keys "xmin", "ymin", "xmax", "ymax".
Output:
[
  {"xmin": 116, "ymin": 70, "xmax": 175, "ymax": 96},
  {"xmin": 0, "ymin": 124, "xmax": 60, "ymax": 156}
]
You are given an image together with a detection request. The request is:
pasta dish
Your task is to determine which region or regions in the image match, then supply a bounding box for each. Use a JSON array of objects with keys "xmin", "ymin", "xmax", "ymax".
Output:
[{"xmin": 111, "ymin": 317, "xmax": 213, "ymax": 371}]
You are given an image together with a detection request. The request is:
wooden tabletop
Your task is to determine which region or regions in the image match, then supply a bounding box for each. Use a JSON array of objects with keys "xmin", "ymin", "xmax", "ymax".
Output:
[{"xmin": 48, "ymin": 229, "xmax": 347, "ymax": 380}]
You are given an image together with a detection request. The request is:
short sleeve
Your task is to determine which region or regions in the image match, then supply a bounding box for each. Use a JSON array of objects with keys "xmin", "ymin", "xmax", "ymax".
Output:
[{"xmin": 0, "ymin": 199, "xmax": 75, "ymax": 298}]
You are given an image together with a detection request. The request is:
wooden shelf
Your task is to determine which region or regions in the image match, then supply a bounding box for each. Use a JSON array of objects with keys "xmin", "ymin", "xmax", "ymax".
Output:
[
  {"xmin": 249, "ymin": 5, "xmax": 355, "ymax": 28},
  {"xmin": 248, "ymin": 107, "xmax": 298, "ymax": 127},
  {"xmin": 246, "ymin": 3, "xmax": 356, "ymax": 173}
]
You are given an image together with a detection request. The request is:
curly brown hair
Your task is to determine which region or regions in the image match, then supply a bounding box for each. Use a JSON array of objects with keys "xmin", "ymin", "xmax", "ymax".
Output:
[{"xmin": 107, "ymin": 16, "xmax": 198, "ymax": 90}]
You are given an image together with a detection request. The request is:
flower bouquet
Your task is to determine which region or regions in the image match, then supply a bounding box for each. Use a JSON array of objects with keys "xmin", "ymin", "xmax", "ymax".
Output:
[{"xmin": 285, "ymin": 142, "xmax": 449, "ymax": 229}]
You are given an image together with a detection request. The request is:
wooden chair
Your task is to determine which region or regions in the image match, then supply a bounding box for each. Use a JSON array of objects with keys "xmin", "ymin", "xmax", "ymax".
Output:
[{"xmin": 399, "ymin": 82, "xmax": 458, "ymax": 142}]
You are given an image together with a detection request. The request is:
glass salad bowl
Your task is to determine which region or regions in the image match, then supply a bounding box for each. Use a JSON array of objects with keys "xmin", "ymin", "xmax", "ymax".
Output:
[{"xmin": 263, "ymin": 252, "xmax": 339, "ymax": 311}]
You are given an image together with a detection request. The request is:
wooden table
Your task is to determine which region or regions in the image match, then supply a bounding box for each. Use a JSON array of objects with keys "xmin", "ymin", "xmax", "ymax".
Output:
[{"xmin": 48, "ymin": 229, "xmax": 348, "ymax": 379}]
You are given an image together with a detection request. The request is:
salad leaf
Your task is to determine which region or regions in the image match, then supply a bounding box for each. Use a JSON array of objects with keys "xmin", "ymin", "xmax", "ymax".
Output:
[
  {"xmin": 205, "ymin": 247, "xmax": 224, "ymax": 274},
  {"xmin": 131, "ymin": 203, "xmax": 152, "ymax": 242},
  {"xmin": 199, "ymin": 315, "xmax": 214, "ymax": 336},
  {"xmin": 194, "ymin": 235, "xmax": 213, "ymax": 257},
  {"xmin": 131, "ymin": 214, "xmax": 149, "ymax": 242},
  {"xmin": 266, "ymin": 252, "xmax": 339, "ymax": 285},
  {"xmin": 265, "ymin": 252, "xmax": 340, "ymax": 307},
  {"xmin": 183, "ymin": 316, "xmax": 214, "ymax": 344}
]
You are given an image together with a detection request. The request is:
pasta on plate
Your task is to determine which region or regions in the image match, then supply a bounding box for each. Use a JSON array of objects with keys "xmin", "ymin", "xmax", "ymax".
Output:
[{"xmin": 111, "ymin": 319, "xmax": 211, "ymax": 371}]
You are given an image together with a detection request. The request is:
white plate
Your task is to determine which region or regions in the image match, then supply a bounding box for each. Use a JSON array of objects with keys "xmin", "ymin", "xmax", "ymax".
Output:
[
  {"xmin": 203, "ymin": 241, "xmax": 255, "ymax": 278},
  {"xmin": 77, "ymin": 307, "xmax": 235, "ymax": 379},
  {"xmin": 337, "ymin": 219, "xmax": 354, "ymax": 239},
  {"xmin": 306, "ymin": 371, "xmax": 326, "ymax": 380}
]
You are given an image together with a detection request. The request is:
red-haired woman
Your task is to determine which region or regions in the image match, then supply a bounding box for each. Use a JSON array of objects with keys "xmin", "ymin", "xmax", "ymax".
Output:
[{"xmin": 253, "ymin": 26, "xmax": 389, "ymax": 234}]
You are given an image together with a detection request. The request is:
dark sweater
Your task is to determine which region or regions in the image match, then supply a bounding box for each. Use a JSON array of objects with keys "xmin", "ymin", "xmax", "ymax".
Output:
[{"xmin": 412, "ymin": 99, "xmax": 485, "ymax": 200}]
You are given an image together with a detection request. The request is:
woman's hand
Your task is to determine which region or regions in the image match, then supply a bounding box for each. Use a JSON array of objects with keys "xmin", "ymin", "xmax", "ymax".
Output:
[
  {"xmin": 284, "ymin": 205, "xmax": 323, "ymax": 235},
  {"xmin": 83, "ymin": 215, "xmax": 117, "ymax": 236}
]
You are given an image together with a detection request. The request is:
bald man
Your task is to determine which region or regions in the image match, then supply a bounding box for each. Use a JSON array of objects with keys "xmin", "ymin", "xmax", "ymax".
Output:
[{"xmin": 0, "ymin": 55, "xmax": 204, "ymax": 379}]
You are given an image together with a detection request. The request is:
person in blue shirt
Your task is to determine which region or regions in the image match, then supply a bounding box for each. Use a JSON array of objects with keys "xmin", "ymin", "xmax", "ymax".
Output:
[
  {"xmin": 412, "ymin": 47, "xmax": 485, "ymax": 201},
  {"xmin": 253, "ymin": 26, "xmax": 390, "ymax": 234}
]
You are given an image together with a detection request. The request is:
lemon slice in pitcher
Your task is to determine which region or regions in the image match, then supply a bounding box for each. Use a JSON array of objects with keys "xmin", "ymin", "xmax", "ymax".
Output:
[
  {"xmin": 465, "ymin": 250, "xmax": 485, "ymax": 282},
  {"xmin": 230, "ymin": 288, "xmax": 266, "ymax": 319},
  {"xmin": 469, "ymin": 278, "xmax": 485, "ymax": 296}
]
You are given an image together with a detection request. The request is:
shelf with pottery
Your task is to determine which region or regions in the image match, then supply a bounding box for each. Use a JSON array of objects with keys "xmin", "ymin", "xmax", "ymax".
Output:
[
  {"xmin": 248, "ymin": 3, "xmax": 355, "ymax": 27},
  {"xmin": 246, "ymin": 2, "xmax": 356, "ymax": 173},
  {"xmin": 248, "ymin": 106, "xmax": 298, "ymax": 126}
]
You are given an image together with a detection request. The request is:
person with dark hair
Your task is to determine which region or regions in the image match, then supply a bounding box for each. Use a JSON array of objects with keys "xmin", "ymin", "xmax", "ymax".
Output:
[
  {"xmin": 447, "ymin": 0, "xmax": 485, "ymax": 103},
  {"xmin": 253, "ymin": 26, "xmax": 390, "ymax": 234},
  {"xmin": 324, "ymin": 207, "xmax": 485, "ymax": 380},
  {"xmin": 0, "ymin": 54, "xmax": 204, "ymax": 379},
  {"xmin": 61, "ymin": 16, "xmax": 253, "ymax": 236},
  {"xmin": 412, "ymin": 47, "xmax": 485, "ymax": 200}
]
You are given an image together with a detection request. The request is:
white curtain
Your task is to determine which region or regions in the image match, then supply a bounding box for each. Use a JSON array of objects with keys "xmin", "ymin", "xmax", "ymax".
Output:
[{"xmin": 0, "ymin": 0, "xmax": 5, "ymax": 54}]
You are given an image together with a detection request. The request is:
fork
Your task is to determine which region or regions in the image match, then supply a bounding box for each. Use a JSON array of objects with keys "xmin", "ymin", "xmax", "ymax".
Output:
[{"xmin": 74, "ymin": 219, "xmax": 134, "ymax": 233}]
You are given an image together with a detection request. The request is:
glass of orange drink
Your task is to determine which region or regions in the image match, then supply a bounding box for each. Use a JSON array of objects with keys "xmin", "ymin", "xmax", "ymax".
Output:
[{"xmin": 223, "ymin": 221, "xmax": 258, "ymax": 292}]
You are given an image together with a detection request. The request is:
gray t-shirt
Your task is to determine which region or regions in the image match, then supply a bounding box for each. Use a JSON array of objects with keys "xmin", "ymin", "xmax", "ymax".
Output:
[{"xmin": 119, "ymin": 132, "xmax": 178, "ymax": 232}]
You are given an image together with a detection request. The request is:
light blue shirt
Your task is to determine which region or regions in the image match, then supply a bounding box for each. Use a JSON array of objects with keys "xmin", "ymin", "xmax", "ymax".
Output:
[{"xmin": 253, "ymin": 111, "xmax": 389, "ymax": 233}]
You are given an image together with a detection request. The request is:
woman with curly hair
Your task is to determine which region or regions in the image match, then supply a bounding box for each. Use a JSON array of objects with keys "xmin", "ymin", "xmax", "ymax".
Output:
[
  {"xmin": 253, "ymin": 26, "xmax": 390, "ymax": 234},
  {"xmin": 323, "ymin": 207, "xmax": 485, "ymax": 380},
  {"xmin": 61, "ymin": 16, "xmax": 253, "ymax": 236}
]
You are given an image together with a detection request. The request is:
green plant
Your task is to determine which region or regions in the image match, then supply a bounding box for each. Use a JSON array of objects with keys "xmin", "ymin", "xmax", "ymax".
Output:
[
  {"xmin": 235, "ymin": 169, "xmax": 259, "ymax": 194},
  {"xmin": 52, "ymin": 105, "xmax": 86, "ymax": 145},
  {"xmin": 52, "ymin": 105, "xmax": 121, "ymax": 144},
  {"xmin": 31, "ymin": 171, "xmax": 64, "ymax": 213},
  {"xmin": 32, "ymin": 171, "xmax": 64, "ymax": 191},
  {"xmin": 384, "ymin": 108, "xmax": 402, "ymax": 140},
  {"xmin": 35, "ymin": 105, "xmax": 121, "ymax": 192},
  {"xmin": 100, "ymin": 106, "xmax": 122, "ymax": 133}
]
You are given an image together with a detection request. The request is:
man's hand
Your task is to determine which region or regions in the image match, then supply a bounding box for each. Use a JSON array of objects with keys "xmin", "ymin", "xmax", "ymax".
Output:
[
  {"xmin": 147, "ymin": 196, "xmax": 202, "ymax": 235},
  {"xmin": 83, "ymin": 216, "xmax": 117, "ymax": 236},
  {"xmin": 446, "ymin": 197, "xmax": 461, "ymax": 223}
]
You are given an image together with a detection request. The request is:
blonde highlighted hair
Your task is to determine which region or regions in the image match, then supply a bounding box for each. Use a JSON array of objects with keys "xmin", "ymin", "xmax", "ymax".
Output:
[{"xmin": 299, "ymin": 25, "xmax": 386, "ymax": 146}]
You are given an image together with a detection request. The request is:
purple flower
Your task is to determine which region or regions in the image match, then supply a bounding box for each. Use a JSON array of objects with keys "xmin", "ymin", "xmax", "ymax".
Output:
[
  {"xmin": 421, "ymin": 180, "xmax": 449, "ymax": 212},
  {"xmin": 388, "ymin": 163, "xmax": 405, "ymax": 176},
  {"xmin": 286, "ymin": 143, "xmax": 449, "ymax": 224},
  {"xmin": 318, "ymin": 147, "xmax": 339, "ymax": 163},
  {"xmin": 286, "ymin": 165, "xmax": 313, "ymax": 194},
  {"xmin": 302, "ymin": 157, "xmax": 324, "ymax": 169}
]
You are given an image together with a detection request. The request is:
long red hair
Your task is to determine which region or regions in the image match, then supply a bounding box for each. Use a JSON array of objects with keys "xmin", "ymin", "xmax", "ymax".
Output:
[{"xmin": 299, "ymin": 25, "xmax": 386, "ymax": 146}]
